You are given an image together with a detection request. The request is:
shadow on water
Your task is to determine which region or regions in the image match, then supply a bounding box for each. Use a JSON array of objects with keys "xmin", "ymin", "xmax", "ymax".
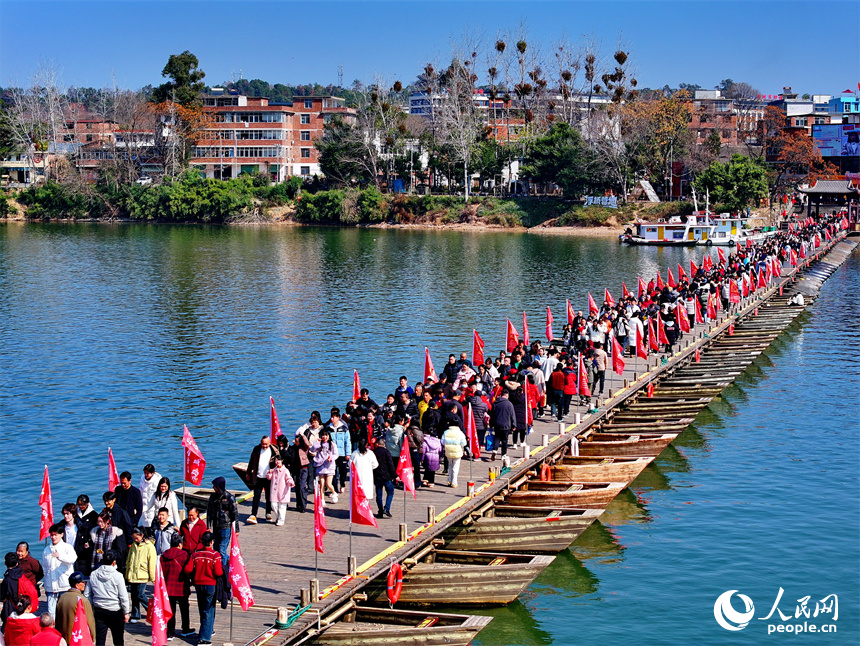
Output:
[
  {"xmin": 598, "ymin": 486, "xmax": 652, "ymax": 526},
  {"xmin": 463, "ymin": 599, "xmax": 554, "ymax": 646},
  {"xmin": 570, "ymin": 520, "xmax": 625, "ymax": 564}
]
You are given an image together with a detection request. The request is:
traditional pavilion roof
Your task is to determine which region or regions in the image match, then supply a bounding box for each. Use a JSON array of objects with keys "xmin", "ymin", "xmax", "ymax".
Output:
[{"xmin": 798, "ymin": 180, "xmax": 859, "ymax": 195}]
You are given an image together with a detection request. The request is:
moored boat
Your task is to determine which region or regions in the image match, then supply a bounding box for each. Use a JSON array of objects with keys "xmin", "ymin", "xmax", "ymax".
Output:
[
  {"xmin": 551, "ymin": 455, "xmax": 654, "ymax": 484},
  {"xmin": 578, "ymin": 432, "xmax": 679, "ymax": 457},
  {"xmin": 503, "ymin": 480, "xmax": 626, "ymax": 509}
]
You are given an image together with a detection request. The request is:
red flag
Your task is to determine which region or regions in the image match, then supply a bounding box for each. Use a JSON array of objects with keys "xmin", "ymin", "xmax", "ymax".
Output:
[
  {"xmin": 814, "ymin": 234, "xmax": 821, "ymax": 248},
  {"xmin": 736, "ymin": 241, "xmax": 742, "ymax": 255},
  {"xmin": 587, "ymin": 292, "xmax": 599, "ymax": 316},
  {"xmin": 676, "ymin": 304, "xmax": 691, "ymax": 332},
  {"xmin": 636, "ymin": 332, "xmax": 648, "ymax": 360},
  {"xmin": 545, "ymin": 306, "xmax": 554, "ymax": 341},
  {"xmin": 182, "ymin": 425, "xmax": 206, "ymax": 486},
  {"xmin": 566, "ymin": 299, "xmax": 574, "ymax": 325},
  {"xmin": 621, "ymin": 282, "xmax": 631, "ymax": 299},
  {"xmin": 464, "ymin": 402, "xmax": 481, "ymax": 460},
  {"xmin": 742, "ymin": 275, "xmax": 749, "ymax": 298},
  {"xmin": 729, "ymin": 280, "xmax": 740, "ymax": 304},
  {"xmin": 695, "ymin": 297, "xmax": 704, "ymax": 324},
  {"xmin": 706, "ymin": 294, "xmax": 717, "ymax": 319},
  {"xmin": 425, "ymin": 347, "xmax": 439, "ymax": 383},
  {"xmin": 746, "ymin": 237, "xmax": 752, "ymax": 249},
  {"xmin": 757, "ymin": 268, "xmax": 767, "ymax": 289},
  {"xmin": 717, "ymin": 247, "xmax": 726, "ymax": 264},
  {"xmin": 70, "ymin": 598, "xmax": 94, "ymax": 646},
  {"xmin": 314, "ymin": 481, "xmax": 328, "ymax": 551},
  {"xmin": 270, "ymin": 397, "xmax": 283, "ymax": 443},
  {"xmin": 611, "ymin": 337, "xmax": 625, "ymax": 376},
  {"xmin": 506, "ymin": 319, "xmax": 520, "ymax": 352},
  {"xmin": 690, "ymin": 259, "xmax": 697, "ymax": 278},
  {"xmin": 678, "ymin": 263, "xmax": 686, "ymax": 282},
  {"xmin": 655, "ymin": 270, "xmax": 664, "ymax": 291},
  {"xmin": 108, "ymin": 448, "xmax": 120, "ymax": 492},
  {"xmin": 715, "ymin": 289, "xmax": 722, "ymax": 310},
  {"xmin": 577, "ymin": 354, "xmax": 591, "ymax": 398},
  {"xmin": 648, "ymin": 317, "xmax": 660, "ymax": 351},
  {"xmin": 638, "ymin": 276, "xmax": 646, "ymax": 299},
  {"xmin": 395, "ymin": 435, "xmax": 417, "ymax": 499},
  {"xmin": 228, "ymin": 530, "xmax": 255, "ymax": 610},
  {"xmin": 149, "ymin": 560, "xmax": 172, "ymax": 646},
  {"xmin": 667, "ymin": 268, "xmax": 676, "ymax": 289},
  {"xmin": 352, "ymin": 370, "xmax": 361, "ymax": 402},
  {"xmin": 604, "ymin": 288, "xmax": 615, "ymax": 308},
  {"xmin": 39, "ymin": 465, "xmax": 53, "ymax": 541},
  {"xmin": 799, "ymin": 244, "xmax": 806, "ymax": 259},
  {"xmin": 657, "ymin": 316, "xmax": 669, "ymax": 345},
  {"xmin": 522, "ymin": 311, "xmax": 530, "ymax": 346},
  {"xmin": 350, "ymin": 462, "xmax": 378, "ymax": 527},
  {"xmin": 790, "ymin": 249, "xmax": 798, "ymax": 266}
]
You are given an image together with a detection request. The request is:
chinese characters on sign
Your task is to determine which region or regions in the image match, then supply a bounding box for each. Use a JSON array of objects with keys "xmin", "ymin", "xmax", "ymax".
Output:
[{"xmin": 584, "ymin": 195, "xmax": 618, "ymax": 208}]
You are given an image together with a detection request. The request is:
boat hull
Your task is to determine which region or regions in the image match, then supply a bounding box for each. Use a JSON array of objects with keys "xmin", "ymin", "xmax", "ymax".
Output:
[
  {"xmin": 551, "ymin": 456, "xmax": 654, "ymax": 484},
  {"xmin": 504, "ymin": 481, "xmax": 625, "ymax": 508},
  {"xmin": 578, "ymin": 433, "xmax": 678, "ymax": 457}
]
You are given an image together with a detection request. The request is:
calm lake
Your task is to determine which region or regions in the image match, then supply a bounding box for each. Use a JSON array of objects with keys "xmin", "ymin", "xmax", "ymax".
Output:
[{"xmin": 1, "ymin": 222, "xmax": 858, "ymax": 645}]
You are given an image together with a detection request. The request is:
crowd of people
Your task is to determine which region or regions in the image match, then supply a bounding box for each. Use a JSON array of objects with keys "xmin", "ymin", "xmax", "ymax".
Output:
[{"xmin": 2, "ymin": 211, "xmax": 845, "ymax": 646}]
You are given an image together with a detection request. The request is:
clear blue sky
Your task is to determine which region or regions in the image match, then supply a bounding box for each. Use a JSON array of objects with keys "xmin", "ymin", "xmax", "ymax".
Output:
[{"xmin": 1, "ymin": 0, "xmax": 858, "ymax": 97}]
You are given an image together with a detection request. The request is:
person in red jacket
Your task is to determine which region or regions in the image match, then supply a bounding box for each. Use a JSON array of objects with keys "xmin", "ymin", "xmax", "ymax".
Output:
[
  {"xmin": 183, "ymin": 532, "xmax": 222, "ymax": 646},
  {"xmin": 160, "ymin": 534, "xmax": 192, "ymax": 640},
  {"xmin": 548, "ymin": 363, "xmax": 566, "ymax": 421},
  {"xmin": 179, "ymin": 507, "xmax": 205, "ymax": 555},
  {"xmin": 4, "ymin": 596, "xmax": 40, "ymax": 646},
  {"xmin": 29, "ymin": 613, "xmax": 66, "ymax": 646}
]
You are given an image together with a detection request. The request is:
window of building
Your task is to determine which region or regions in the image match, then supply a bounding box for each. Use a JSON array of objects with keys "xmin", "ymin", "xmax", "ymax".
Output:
[
  {"xmin": 261, "ymin": 113, "xmax": 283, "ymax": 123},
  {"xmin": 301, "ymin": 114, "xmax": 311, "ymax": 124},
  {"xmin": 304, "ymin": 99, "xmax": 313, "ymax": 109},
  {"xmin": 795, "ymin": 117, "xmax": 808, "ymax": 127},
  {"xmin": 237, "ymin": 147, "xmax": 279, "ymax": 158},
  {"xmin": 300, "ymin": 131, "xmax": 310, "ymax": 141},
  {"xmin": 86, "ymin": 134, "xmax": 93, "ymax": 142},
  {"xmin": 300, "ymin": 166, "xmax": 310, "ymax": 175},
  {"xmin": 814, "ymin": 116, "xmax": 826, "ymax": 125},
  {"xmin": 300, "ymin": 148, "xmax": 311, "ymax": 158}
]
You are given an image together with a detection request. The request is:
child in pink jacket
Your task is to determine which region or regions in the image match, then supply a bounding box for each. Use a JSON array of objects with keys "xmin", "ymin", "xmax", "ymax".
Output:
[{"xmin": 266, "ymin": 454, "xmax": 295, "ymax": 525}]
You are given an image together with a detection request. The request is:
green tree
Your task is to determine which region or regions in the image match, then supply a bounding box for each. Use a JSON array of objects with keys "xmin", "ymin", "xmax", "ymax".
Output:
[
  {"xmin": 693, "ymin": 154, "xmax": 769, "ymax": 212},
  {"xmin": 520, "ymin": 123, "xmax": 597, "ymax": 197},
  {"xmin": 316, "ymin": 115, "xmax": 374, "ymax": 186},
  {"xmin": 704, "ymin": 129, "xmax": 722, "ymax": 158},
  {"xmin": 151, "ymin": 51, "xmax": 206, "ymax": 106}
]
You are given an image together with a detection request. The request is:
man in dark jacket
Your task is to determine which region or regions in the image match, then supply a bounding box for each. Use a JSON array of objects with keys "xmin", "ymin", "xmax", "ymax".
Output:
[
  {"xmin": 421, "ymin": 400, "xmax": 441, "ymax": 438},
  {"xmin": 395, "ymin": 391, "xmax": 418, "ymax": 420},
  {"xmin": 1, "ymin": 553, "xmax": 38, "ymax": 627},
  {"xmin": 102, "ymin": 492, "xmax": 133, "ymax": 546},
  {"xmin": 372, "ymin": 438, "xmax": 396, "ymax": 518},
  {"xmin": 489, "ymin": 390, "xmax": 516, "ymax": 458},
  {"xmin": 507, "ymin": 382, "xmax": 528, "ymax": 447},
  {"xmin": 244, "ymin": 436, "xmax": 275, "ymax": 524},
  {"xmin": 205, "ymin": 477, "xmax": 237, "ymax": 571},
  {"xmin": 113, "ymin": 472, "xmax": 143, "ymax": 526}
]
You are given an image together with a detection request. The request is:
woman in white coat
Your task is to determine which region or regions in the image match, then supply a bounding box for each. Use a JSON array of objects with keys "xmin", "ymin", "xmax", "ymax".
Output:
[
  {"xmin": 146, "ymin": 477, "xmax": 181, "ymax": 527},
  {"xmin": 349, "ymin": 436, "xmax": 377, "ymax": 501}
]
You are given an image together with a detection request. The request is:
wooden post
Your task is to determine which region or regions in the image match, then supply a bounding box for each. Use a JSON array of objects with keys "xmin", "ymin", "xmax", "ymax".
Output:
[
  {"xmin": 399, "ymin": 523, "xmax": 407, "ymax": 542},
  {"xmin": 300, "ymin": 588, "xmax": 310, "ymax": 607},
  {"xmin": 347, "ymin": 556, "xmax": 356, "ymax": 576},
  {"xmin": 624, "ymin": 379, "xmax": 629, "ymax": 388},
  {"xmin": 575, "ymin": 413, "xmax": 581, "ymax": 425},
  {"xmin": 542, "ymin": 434, "xmax": 549, "ymax": 447},
  {"xmin": 558, "ymin": 422, "xmax": 566, "ymax": 435},
  {"xmin": 522, "ymin": 444, "xmax": 530, "ymax": 459},
  {"xmin": 310, "ymin": 579, "xmax": 319, "ymax": 603},
  {"xmin": 427, "ymin": 506, "xmax": 435, "ymax": 525}
]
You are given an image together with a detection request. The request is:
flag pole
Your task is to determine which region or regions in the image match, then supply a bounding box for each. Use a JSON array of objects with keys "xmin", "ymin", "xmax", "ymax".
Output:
[
  {"xmin": 229, "ymin": 598, "xmax": 234, "ymax": 644},
  {"xmin": 314, "ymin": 481, "xmax": 319, "ymax": 581}
]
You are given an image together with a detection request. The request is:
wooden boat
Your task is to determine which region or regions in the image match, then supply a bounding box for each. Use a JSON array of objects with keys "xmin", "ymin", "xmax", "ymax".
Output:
[
  {"xmin": 602, "ymin": 414, "xmax": 694, "ymax": 426},
  {"xmin": 552, "ymin": 455, "xmax": 654, "ymax": 484},
  {"xmin": 364, "ymin": 550, "xmax": 554, "ymax": 607},
  {"xmin": 578, "ymin": 432, "xmax": 679, "ymax": 457},
  {"xmin": 601, "ymin": 422, "xmax": 692, "ymax": 433},
  {"xmin": 174, "ymin": 485, "xmax": 245, "ymax": 509},
  {"xmin": 311, "ymin": 606, "xmax": 492, "ymax": 646},
  {"xmin": 624, "ymin": 397, "xmax": 713, "ymax": 410},
  {"xmin": 503, "ymin": 480, "xmax": 626, "ymax": 509},
  {"xmin": 233, "ymin": 462, "xmax": 251, "ymax": 490},
  {"xmin": 444, "ymin": 506, "xmax": 603, "ymax": 553}
]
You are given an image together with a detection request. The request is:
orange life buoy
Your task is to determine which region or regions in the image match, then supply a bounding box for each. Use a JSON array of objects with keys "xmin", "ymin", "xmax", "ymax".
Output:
[
  {"xmin": 540, "ymin": 463, "xmax": 551, "ymax": 482},
  {"xmin": 386, "ymin": 562, "xmax": 403, "ymax": 605}
]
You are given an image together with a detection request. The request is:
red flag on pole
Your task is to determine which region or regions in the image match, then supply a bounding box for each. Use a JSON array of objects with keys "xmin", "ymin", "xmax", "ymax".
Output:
[
  {"xmin": 638, "ymin": 276, "xmax": 646, "ymax": 299},
  {"xmin": 350, "ymin": 462, "xmax": 378, "ymax": 527},
  {"xmin": 729, "ymin": 280, "xmax": 740, "ymax": 304},
  {"xmin": 706, "ymin": 294, "xmax": 717, "ymax": 319},
  {"xmin": 667, "ymin": 268, "xmax": 676, "ymax": 289},
  {"xmin": 746, "ymin": 237, "xmax": 752, "ymax": 249},
  {"xmin": 566, "ymin": 299, "xmax": 574, "ymax": 325},
  {"xmin": 149, "ymin": 561, "xmax": 173, "ymax": 646},
  {"xmin": 604, "ymin": 288, "xmax": 615, "ymax": 308},
  {"xmin": 636, "ymin": 332, "xmax": 648, "ymax": 360},
  {"xmin": 587, "ymin": 292, "xmax": 599, "ymax": 316},
  {"xmin": 471, "ymin": 331, "xmax": 484, "ymax": 370},
  {"xmin": 314, "ymin": 481, "xmax": 328, "ymax": 551},
  {"xmin": 270, "ymin": 397, "xmax": 283, "ymax": 443},
  {"xmin": 506, "ymin": 319, "xmax": 520, "ymax": 352},
  {"xmin": 611, "ymin": 337, "xmax": 625, "ymax": 376},
  {"xmin": 352, "ymin": 370, "xmax": 361, "ymax": 402},
  {"xmin": 742, "ymin": 276, "xmax": 750, "ymax": 298},
  {"xmin": 655, "ymin": 271, "xmax": 664, "ymax": 291},
  {"xmin": 228, "ymin": 530, "xmax": 255, "ymax": 610},
  {"xmin": 425, "ymin": 347, "xmax": 439, "ymax": 383},
  {"xmin": 799, "ymin": 244, "xmax": 806, "ymax": 260},
  {"xmin": 525, "ymin": 380, "xmax": 535, "ymax": 426},
  {"xmin": 736, "ymin": 241, "xmax": 742, "ymax": 255},
  {"xmin": 395, "ymin": 435, "xmax": 417, "ymax": 499},
  {"xmin": 690, "ymin": 259, "xmax": 697, "ymax": 279},
  {"xmin": 465, "ymin": 402, "xmax": 481, "ymax": 460},
  {"xmin": 522, "ymin": 311, "xmax": 530, "ymax": 346},
  {"xmin": 39, "ymin": 465, "xmax": 53, "ymax": 541},
  {"xmin": 70, "ymin": 597, "xmax": 94, "ymax": 646},
  {"xmin": 757, "ymin": 268, "xmax": 767, "ymax": 289},
  {"xmin": 545, "ymin": 306, "xmax": 554, "ymax": 341},
  {"xmin": 658, "ymin": 316, "xmax": 669, "ymax": 345},
  {"xmin": 108, "ymin": 448, "xmax": 120, "ymax": 492},
  {"xmin": 676, "ymin": 304, "xmax": 691, "ymax": 333},
  {"xmin": 621, "ymin": 282, "xmax": 631, "ymax": 299},
  {"xmin": 678, "ymin": 263, "xmax": 686, "ymax": 282},
  {"xmin": 577, "ymin": 354, "xmax": 591, "ymax": 398},
  {"xmin": 695, "ymin": 297, "xmax": 705, "ymax": 324},
  {"xmin": 648, "ymin": 317, "xmax": 660, "ymax": 351},
  {"xmin": 717, "ymin": 247, "xmax": 726, "ymax": 264},
  {"xmin": 790, "ymin": 249, "xmax": 798, "ymax": 266},
  {"xmin": 182, "ymin": 425, "xmax": 206, "ymax": 486}
]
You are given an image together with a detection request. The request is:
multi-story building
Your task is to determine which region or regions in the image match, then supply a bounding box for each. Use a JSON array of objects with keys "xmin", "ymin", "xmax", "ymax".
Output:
[
  {"xmin": 191, "ymin": 89, "xmax": 355, "ymax": 180},
  {"xmin": 691, "ymin": 90, "xmax": 740, "ymax": 147}
]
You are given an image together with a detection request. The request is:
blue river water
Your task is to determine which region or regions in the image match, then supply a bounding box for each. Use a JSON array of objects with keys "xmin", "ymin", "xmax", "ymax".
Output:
[{"xmin": 1, "ymin": 223, "xmax": 858, "ymax": 645}]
